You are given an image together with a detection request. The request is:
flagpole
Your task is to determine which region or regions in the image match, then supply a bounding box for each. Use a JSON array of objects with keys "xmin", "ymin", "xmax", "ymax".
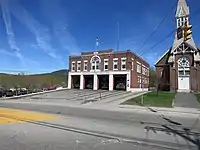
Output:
[{"xmin": 117, "ymin": 22, "xmax": 120, "ymax": 52}]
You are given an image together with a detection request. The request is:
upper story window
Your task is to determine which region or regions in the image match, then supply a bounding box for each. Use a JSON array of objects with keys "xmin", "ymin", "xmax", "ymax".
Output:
[
  {"xmin": 146, "ymin": 68, "xmax": 149, "ymax": 76},
  {"xmin": 77, "ymin": 61, "xmax": 81, "ymax": 71},
  {"xmin": 104, "ymin": 59, "xmax": 108, "ymax": 71},
  {"xmin": 137, "ymin": 62, "xmax": 141, "ymax": 73},
  {"xmin": 131, "ymin": 58, "xmax": 134, "ymax": 71},
  {"xmin": 142, "ymin": 66, "xmax": 146, "ymax": 75},
  {"xmin": 121, "ymin": 58, "xmax": 126, "ymax": 70},
  {"xmin": 91, "ymin": 55, "xmax": 101, "ymax": 71},
  {"xmin": 178, "ymin": 57, "xmax": 190, "ymax": 76},
  {"xmin": 178, "ymin": 57, "xmax": 190, "ymax": 68},
  {"xmin": 84, "ymin": 60, "xmax": 88, "ymax": 71},
  {"xmin": 113, "ymin": 58, "xmax": 118, "ymax": 70},
  {"xmin": 71, "ymin": 61, "xmax": 75, "ymax": 71}
]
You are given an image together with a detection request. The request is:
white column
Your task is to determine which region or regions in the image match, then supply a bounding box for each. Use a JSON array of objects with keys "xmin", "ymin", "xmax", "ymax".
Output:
[
  {"xmin": 109, "ymin": 74, "xmax": 113, "ymax": 91},
  {"xmin": 68, "ymin": 74, "xmax": 72, "ymax": 89},
  {"xmin": 93, "ymin": 74, "xmax": 98, "ymax": 90},
  {"xmin": 126, "ymin": 72, "xmax": 131, "ymax": 91},
  {"xmin": 80, "ymin": 75, "xmax": 84, "ymax": 90}
]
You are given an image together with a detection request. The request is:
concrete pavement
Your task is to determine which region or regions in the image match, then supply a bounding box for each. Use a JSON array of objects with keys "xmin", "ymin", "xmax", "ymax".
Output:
[{"xmin": 174, "ymin": 92, "xmax": 200, "ymax": 108}]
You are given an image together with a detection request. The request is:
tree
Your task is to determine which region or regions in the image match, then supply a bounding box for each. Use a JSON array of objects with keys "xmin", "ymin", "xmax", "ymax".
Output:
[{"xmin": 149, "ymin": 67, "xmax": 157, "ymax": 87}]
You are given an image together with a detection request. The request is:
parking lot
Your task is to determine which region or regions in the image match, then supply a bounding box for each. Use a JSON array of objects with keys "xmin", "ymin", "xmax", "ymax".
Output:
[{"xmin": 1, "ymin": 89, "xmax": 137, "ymax": 106}]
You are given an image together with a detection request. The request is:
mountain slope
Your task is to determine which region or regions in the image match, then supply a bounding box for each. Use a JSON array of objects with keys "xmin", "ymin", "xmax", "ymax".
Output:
[{"xmin": 0, "ymin": 69, "xmax": 68, "ymax": 89}]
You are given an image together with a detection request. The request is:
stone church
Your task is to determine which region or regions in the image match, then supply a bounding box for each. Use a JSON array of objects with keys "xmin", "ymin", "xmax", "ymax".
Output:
[{"xmin": 155, "ymin": 0, "xmax": 200, "ymax": 92}]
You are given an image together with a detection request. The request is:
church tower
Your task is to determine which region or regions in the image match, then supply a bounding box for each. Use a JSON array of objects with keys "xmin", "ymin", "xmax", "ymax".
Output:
[{"xmin": 156, "ymin": 0, "xmax": 200, "ymax": 92}]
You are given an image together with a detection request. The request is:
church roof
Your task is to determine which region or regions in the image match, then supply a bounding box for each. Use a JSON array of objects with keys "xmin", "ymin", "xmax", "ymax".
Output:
[
  {"xmin": 176, "ymin": 0, "xmax": 189, "ymax": 18},
  {"xmin": 155, "ymin": 47, "xmax": 172, "ymax": 66}
]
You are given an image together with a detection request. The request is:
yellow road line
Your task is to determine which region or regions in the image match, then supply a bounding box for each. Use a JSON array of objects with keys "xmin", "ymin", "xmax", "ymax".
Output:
[{"xmin": 0, "ymin": 108, "xmax": 59, "ymax": 125}]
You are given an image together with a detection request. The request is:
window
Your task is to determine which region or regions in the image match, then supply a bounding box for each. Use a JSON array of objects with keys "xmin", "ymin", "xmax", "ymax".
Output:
[
  {"xmin": 113, "ymin": 58, "xmax": 118, "ymax": 70},
  {"xmin": 142, "ymin": 67, "xmax": 146, "ymax": 75},
  {"xmin": 121, "ymin": 58, "xmax": 126, "ymax": 70},
  {"xmin": 91, "ymin": 55, "xmax": 101, "ymax": 71},
  {"xmin": 84, "ymin": 61, "xmax": 88, "ymax": 71},
  {"xmin": 96, "ymin": 60, "xmax": 100, "ymax": 70},
  {"xmin": 137, "ymin": 76, "xmax": 141, "ymax": 83},
  {"xmin": 71, "ymin": 62, "xmax": 75, "ymax": 71},
  {"xmin": 104, "ymin": 59, "xmax": 108, "ymax": 70},
  {"xmin": 137, "ymin": 62, "xmax": 141, "ymax": 73},
  {"xmin": 132, "ymin": 59, "xmax": 134, "ymax": 71},
  {"xmin": 77, "ymin": 61, "xmax": 81, "ymax": 71},
  {"xmin": 146, "ymin": 68, "xmax": 149, "ymax": 76}
]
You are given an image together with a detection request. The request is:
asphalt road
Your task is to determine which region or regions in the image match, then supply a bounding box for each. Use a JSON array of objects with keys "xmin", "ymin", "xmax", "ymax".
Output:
[
  {"xmin": 0, "ymin": 121, "xmax": 182, "ymax": 150},
  {"xmin": 0, "ymin": 102, "xmax": 200, "ymax": 129},
  {"xmin": 0, "ymin": 89, "xmax": 200, "ymax": 149}
]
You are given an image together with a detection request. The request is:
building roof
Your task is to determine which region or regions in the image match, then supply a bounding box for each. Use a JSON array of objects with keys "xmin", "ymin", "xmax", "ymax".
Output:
[
  {"xmin": 69, "ymin": 49, "xmax": 149, "ymax": 66},
  {"xmin": 155, "ymin": 47, "xmax": 172, "ymax": 66},
  {"xmin": 176, "ymin": 0, "xmax": 189, "ymax": 18}
]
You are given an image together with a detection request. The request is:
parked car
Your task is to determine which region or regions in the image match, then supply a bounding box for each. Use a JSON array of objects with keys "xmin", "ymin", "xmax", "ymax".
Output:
[
  {"xmin": 47, "ymin": 87, "xmax": 57, "ymax": 90},
  {"xmin": 0, "ymin": 90, "xmax": 3, "ymax": 97},
  {"xmin": 6, "ymin": 90, "xmax": 15, "ymax": 97}
]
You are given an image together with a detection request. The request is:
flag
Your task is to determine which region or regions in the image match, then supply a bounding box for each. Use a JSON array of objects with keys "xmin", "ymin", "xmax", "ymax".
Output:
[{"xmin": 96, "ymin": 37, "xmax": 99, "ymax": 47}]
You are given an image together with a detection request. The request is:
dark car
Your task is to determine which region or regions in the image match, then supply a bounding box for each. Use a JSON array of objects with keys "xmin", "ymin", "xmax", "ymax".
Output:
[
  {"xmin": 20, "ymin": 89, "xmax": 27, "ymax": 95},
  {"xmin": 0, "ymin": 90, "xmax": 3, "ymax": 97},
  {"xmin": 6, "ymin": 90, "xmax": 15, "ymax": 97},
  {"xmin": 2, "ymin": 90, "xmax": 7, "ymax": 97}
]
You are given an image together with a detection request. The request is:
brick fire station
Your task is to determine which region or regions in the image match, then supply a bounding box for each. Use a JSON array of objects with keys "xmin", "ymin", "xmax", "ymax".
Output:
[{"xmin": 68, "ymin": 49, "xmax": 149, "ymax": 92}]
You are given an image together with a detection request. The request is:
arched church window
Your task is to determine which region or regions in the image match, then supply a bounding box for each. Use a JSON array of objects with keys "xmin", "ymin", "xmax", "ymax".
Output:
[
  {"xmin": 178, "ymin": 57, "xmax": 190, "ymax": 76},
  {"xmin": 91, "ymin": 55, "xmax": 101, "ymax": 71}
]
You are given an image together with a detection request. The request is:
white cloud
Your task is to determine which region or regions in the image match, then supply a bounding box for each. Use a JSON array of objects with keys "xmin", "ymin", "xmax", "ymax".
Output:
[
  {"xmin": 0, "ymin": 0, "xmax": 25, "ymax": 67},
  {"xmin": 8, "ymin": 0, "xmax": 64, "ymax": 64},
  {"xmin": 40, "ymin": 0, "xmax": 81, "ymax": 55}
]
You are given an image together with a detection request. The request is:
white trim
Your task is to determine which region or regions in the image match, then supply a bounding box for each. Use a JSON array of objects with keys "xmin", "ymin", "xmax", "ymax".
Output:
[
  {"xmin": 83, "ymin": 61, "xmax": 88, "ymax": 71},
  {"xmin": 77, "ymin": 61, "xmax": 81, "ymax": 72},
  {"xmin": 104, "ymin": 59, "xmax": 109, "ymax": 71},
  {"xmin": 113, "ymin": 59, "xmax": 118, "ymax": 70},
  {"xmin": 121, "ymin": 57, "xmax": 127, "ymax": 60},
  {"xmin": 69, "ymin": 71, "xmax": 130, "ymax": 76},
  {"xmin": 130, "ymin": 88, "xmax": 148, "ymax": 92},
  {"xmin": 71, "ymin": 62, "xmax": 76, "ymax": 72},
  {"xmin": 132, "ymin": 58, "xmax": 134, "ymax": 61},
  {"xmin": 90, "ymin": 55, "xmax": 101, "ymax": 63},
  {"xmin": 121, "ymin": 58, "xmax": 126, "ymax": 70},
  {"xmin": 84, "ymin": 60, "xmax": 88, "ymax": 62},
  {"xmin": 131, "ymin": 61, "xmax": 134, "ymax": 71}
]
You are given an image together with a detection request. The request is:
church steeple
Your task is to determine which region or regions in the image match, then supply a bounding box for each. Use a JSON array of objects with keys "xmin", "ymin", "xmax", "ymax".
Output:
[
  {"xmin": 176, "ymin": 0, "xmax": 190, "ymax": 28},
  {"xmin": 169, "ymin": 0, "xmax": 197, "ymax": 60}
]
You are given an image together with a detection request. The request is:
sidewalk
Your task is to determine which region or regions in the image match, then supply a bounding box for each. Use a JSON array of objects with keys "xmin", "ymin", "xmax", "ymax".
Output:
[{"xmin": 119, "ymin": 104, "xmax": 200, "ymax": 115}]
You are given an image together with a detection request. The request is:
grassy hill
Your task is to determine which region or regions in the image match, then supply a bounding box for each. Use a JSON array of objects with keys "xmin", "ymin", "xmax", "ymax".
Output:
[{"xmin": 0, "ymin": 69, "xmax": 68, "ymax": 89}]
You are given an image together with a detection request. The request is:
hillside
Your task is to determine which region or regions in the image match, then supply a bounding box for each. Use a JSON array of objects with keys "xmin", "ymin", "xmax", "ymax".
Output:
[{"xmin": 0, "ymin": 69, "xmax": 68, "ymax": 89}]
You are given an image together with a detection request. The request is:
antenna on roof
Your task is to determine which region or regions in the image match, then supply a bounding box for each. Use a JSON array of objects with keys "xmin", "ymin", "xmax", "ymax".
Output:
[{"xmin": 117, "ymin": 22, "xmax": 120, "ymax": 52}]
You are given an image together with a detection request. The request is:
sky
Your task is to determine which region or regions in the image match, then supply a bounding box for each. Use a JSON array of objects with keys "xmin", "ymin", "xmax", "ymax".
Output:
[{"xmin": 0, "ymin": 0, "xmax": 200, "ymax": 74}]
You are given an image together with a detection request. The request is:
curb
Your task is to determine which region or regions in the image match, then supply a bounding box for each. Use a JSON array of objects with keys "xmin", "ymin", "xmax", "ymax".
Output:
[{"xmin": 119, "ymin": 105, "xmax": 200, "ymax": 115}]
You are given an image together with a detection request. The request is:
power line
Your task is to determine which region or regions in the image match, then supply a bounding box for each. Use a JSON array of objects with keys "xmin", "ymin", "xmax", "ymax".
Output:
[
  {"xmin": 140, "ymin": 29, "xmax": 175, "ymax": 57},
  {"xmin": 139, "ymin": 7, "xmax": 200, "ymax": 57},
  {"xmin": 136, "ymin": 2, "xmax": 177, "ymax": 53}
]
